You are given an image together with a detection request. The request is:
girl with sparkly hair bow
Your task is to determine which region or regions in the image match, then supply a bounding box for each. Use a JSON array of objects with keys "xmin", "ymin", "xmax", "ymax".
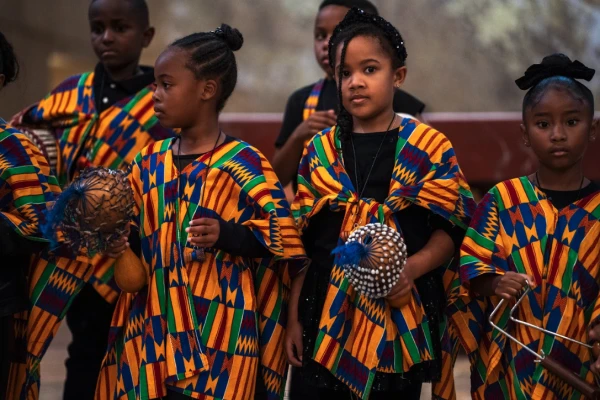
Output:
[{"xmin": 287, "ymin": 8, "xmax": 475, "ymax": 399}]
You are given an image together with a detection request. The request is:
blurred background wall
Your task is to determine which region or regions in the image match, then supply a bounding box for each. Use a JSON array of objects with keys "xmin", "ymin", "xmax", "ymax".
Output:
[{"xmin": 1, "ymin": 0, "xmax": 599, "ymax": 118}]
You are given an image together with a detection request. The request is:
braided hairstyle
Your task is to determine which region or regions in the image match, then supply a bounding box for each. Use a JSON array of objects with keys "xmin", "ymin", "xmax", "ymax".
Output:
[
  {"xmin": 328, "ymin": 8, "xmax": 407, "ymax": 140},
  {"xmin": 516, "ymin": 53, "xmax": 595, "ymax": 119},
  {"xmin": 0, "ymin": 31, "xmax": 19, "ymax": 87},
  {"xmin": 170, "ymin": 24, "xmax": 243, "ymax": 112}
]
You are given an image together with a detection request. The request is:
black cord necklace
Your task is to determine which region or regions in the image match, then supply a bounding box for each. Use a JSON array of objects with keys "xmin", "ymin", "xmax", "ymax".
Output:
[
  {"xmin": 175, "ymin": 130, "xmax": 222, "ymax": 263},
  {"xmin": 349, "ymin": 113, "xmax": 397, "ymax": 199},
  {"xmin": 535, "ymin": 171, "xmax": 585, "ymax": 204}
]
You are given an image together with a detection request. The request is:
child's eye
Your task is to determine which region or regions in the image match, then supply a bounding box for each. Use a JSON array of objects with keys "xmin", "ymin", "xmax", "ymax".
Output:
[
  {"xmin": 115, "ymin": 24, "xmax": 128, "ymax": 33},
  {"xmin": 91, "ymin": 24, "xmax": 104, "ymax": 35},
  {"xmin": 536, "ymin": 121, "xmax": 549, "ymax": 129},
  {"xmin": 341, "ymin": 70, "xmax": 350, "ymax": 78},
  {"xmin": 567, "ymin": 119, "xmax": 579, "ymax": 127},
  {"xmin": 365, "ymin": 66, "xmax": 376, "ymax": 74},
  {"xmin": 315, "ymin": 32, "xmax": 326, "ymax": 41}
]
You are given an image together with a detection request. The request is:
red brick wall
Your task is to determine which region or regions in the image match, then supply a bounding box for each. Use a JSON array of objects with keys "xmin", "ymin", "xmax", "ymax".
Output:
[{"xmin": 221, "ymin": 112, "xmax": 600, "ymax": 187}]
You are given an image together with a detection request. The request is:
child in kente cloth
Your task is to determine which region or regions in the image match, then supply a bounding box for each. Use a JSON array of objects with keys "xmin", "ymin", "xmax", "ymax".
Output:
[
  {"xmin": 11, "ymin": 1, "xmax": 173, "ymax": 397},
  {"xmin": 271, "ymin": 0, "xmax": 425, "ymax": 190},
  {"xmin": 450, "ymin": 54, "xmax": 600, "ymax": 399},
  {"xmin": 0, "ymin": 31, "xmax": 63, "ymax": 397},
  {"xmin": 286, "ymin": 8, "xmax": 475, "ymax": 400},
  {"xmin": 97, "ymin": 25, "xmax": 306, "ymax": 400},
  {"xmin": 0, "ymin": 32, "xmax": 90, "ymax": 400}
]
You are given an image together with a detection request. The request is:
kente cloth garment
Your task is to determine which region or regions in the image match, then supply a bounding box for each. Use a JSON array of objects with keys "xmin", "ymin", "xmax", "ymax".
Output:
[
  {"xmin": 96, "ymin": 137, "xmax": 306, "ymax": 400},
  {"xmin": 0, "ymin": 119, "xmax": 91, "ymax": 400},
  {"xmin": 6, "ymin": 253, "xmax": 92, "ymax": 400},
  {"xmin": 13, "ymin": 71, "xmax": 173, "ymax": 303},
  {"xmin": 0, "ymin": 119, "xmax": 60, "ymax": 238},
  {"xmin": 292, "ymin": 118, "xmax": 475, "ymax": 399},
  {"xmin": 302, "ymin": 79, "xmax": 325, "ymax": 121},
  {"xmin": 450, "ymin": 177, "xmax": 600, "ymax": 400}
]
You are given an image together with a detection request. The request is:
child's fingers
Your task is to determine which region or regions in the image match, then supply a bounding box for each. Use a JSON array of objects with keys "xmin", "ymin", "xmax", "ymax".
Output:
[
  {"xmin": 106, "ymin": 242, "xmax": 128, "ymax": 259},
  {"xmin": 285, "ymin": 336, "xmax": 302, "ymax": 367},
  {"xmin": 189, "ymin": 218, "xmax": 216, "ymax": 226},
  {"xmin": 497, "ymin": 286, "xmax": 519, "ymax": 300},
  {"xmin": 386, "ymin": 273, "xmax": 409, "ymax": 297},
  {"xmin": 523, "ymin": 274, "xmax": 536, "ymax": 288},
  {"xmin": 311, "ymin": 113, "xmax": 338, "ymax": 126},
  {"xmin": 186, "ymin": 225, "xmax": 216, "ymax": 236},
  {"xmin": 592, "ymin": 358, "xmax": 600, "ymax": 376},
  {"xmin": 512, "ymin": 273, "xmax": 534, "ymax": 287},
  {"xmin": 590, "ymin": 326, "xmax": 600, "ymax": 342}
]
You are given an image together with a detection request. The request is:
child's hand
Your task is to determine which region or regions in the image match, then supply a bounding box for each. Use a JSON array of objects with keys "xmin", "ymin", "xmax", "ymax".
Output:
[
  {"xmin": 385, "ymin": 270, "xmax": 413, "ymax": 303},
  {"xmin": 105, "ymin": 224, "xmax": 130, "ymax": 259},
  {"xmin": 186, "ymin": 218, "xmax": 220, "ymax": 248},
  {"xmin": 285, "ymin": 318, "xmax": 303, "ymax": 367},
  {"xmin": 493, "ymin": 271, "xmax": 534, "ymax": 301},
  {"xmin": 294, "ymin": 110, "xmax": 337, "ymax": 142},
  {"xmin": 588, "ymin": 319, "xmax": 600, "ymax": 375}
]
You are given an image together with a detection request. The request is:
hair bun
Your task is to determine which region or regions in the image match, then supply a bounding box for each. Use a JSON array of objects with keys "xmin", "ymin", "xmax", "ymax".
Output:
[
  {"xmin": 515, "ymin": 52, "xmax": 595, "ymax": 90},
  {"xmin": 214, "ymin": 24, "xmax": 243, "ymax": 51}
]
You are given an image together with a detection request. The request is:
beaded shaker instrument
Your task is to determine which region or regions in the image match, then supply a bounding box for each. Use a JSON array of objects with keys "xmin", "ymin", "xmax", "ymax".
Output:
[
  {"xmin": 44, "ymin": 167, "xmax": 146, "ymax": 293},
  {"xmin": 333, "ymin": 222, "xmax": 410, "ymax": 308}
]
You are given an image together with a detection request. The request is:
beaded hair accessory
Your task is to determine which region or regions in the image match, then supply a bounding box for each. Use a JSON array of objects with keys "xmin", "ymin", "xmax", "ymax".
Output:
[{"xmin": 327, "ymin": 7, "xmax": 407, "ymax": 70}]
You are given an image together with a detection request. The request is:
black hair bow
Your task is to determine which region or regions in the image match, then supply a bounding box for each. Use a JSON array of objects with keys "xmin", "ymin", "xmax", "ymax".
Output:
[{"xmin": 515, "ymin": 53, "xmax": 595, "ymax": 90}]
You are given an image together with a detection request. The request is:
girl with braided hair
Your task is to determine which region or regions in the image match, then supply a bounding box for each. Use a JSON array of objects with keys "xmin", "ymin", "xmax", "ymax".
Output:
[
  {"xmin": 97, "ymin": 25, "xmax": 306, "ymax": 400},
  {"xmin": 272, "ymin": 0, "xmax": 425, "ymax": 191},
  {"xmin": 288, "ymin": 8, "xmax": 475, "ymax": 399},
  {"xmin": 451, "ymin": 54, "xmax": 600, "ymax": 399}
]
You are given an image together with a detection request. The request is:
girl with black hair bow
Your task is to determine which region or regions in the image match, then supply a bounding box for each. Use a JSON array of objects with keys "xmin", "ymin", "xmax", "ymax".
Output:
[{"xmin": 451, "ymin": 53, "xmax": 600, "ymax": 399}]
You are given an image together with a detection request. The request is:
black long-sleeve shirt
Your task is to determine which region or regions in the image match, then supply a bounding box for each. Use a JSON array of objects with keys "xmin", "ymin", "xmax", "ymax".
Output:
[{"xmin": 172, "ymin": 151, "xmax": 271, "ymax": 259}]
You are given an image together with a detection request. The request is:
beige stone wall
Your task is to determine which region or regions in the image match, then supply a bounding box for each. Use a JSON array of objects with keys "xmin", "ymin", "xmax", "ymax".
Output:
[{"xmin": 0, "ymin": 0, "xmax": 598, "ymax": 117}]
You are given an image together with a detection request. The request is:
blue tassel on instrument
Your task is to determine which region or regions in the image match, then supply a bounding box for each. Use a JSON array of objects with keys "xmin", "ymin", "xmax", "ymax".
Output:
[
  {"xmin": 42, "ymin": 182, "xmax": 86, "ymax": 249},
  {"xmin": 331, "ymin": 241, "xmax": 368, "ymax": 265}
]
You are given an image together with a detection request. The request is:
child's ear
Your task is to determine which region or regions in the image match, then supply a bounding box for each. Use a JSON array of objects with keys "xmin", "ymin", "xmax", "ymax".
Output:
[
  {"xmin": 590, "ymin": 118, "xmax": 598, "ymax": 142},
  {"xmin": 521, "ymin": 123, "xmax": 531, "ymax": 147},
  {"xmin": 142, "ymin": 26, "xmax": 155, "ymax": 48},
  {"xmin": 393, "ymin": 66, "xmax": 407, "ymax": 89},
  {"xmin": 200, "ymin": 79, "xmax": 218, "ymax": 101}
]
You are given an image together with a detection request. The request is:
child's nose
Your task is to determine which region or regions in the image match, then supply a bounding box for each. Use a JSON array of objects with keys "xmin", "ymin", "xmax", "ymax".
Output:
[
  {"xmin": 550, "ymin": 125, "xmax": 567, "ymax": 141},
  {"xmin": 102, "ymin": 29, "xmax": 115, "ymax": 43}
]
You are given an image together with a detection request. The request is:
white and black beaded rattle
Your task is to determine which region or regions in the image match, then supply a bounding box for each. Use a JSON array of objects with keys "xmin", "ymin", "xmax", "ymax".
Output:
[{"xmin": 333, "ymin": 223, "xmax": 410, "ymax": 308}]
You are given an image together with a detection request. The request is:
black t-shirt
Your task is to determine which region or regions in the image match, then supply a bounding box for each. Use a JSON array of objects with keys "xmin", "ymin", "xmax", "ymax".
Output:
[
  {"xmin": 539, "ymin": 181, "xmax": 599, "ymax": 209},
  {"xmin": 275, "ymin": 78, "xmax": 425, "ymax": 149},
  {"xmin": 92, "ymin": 63, "xmax": 155, "ymax": 113}
]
